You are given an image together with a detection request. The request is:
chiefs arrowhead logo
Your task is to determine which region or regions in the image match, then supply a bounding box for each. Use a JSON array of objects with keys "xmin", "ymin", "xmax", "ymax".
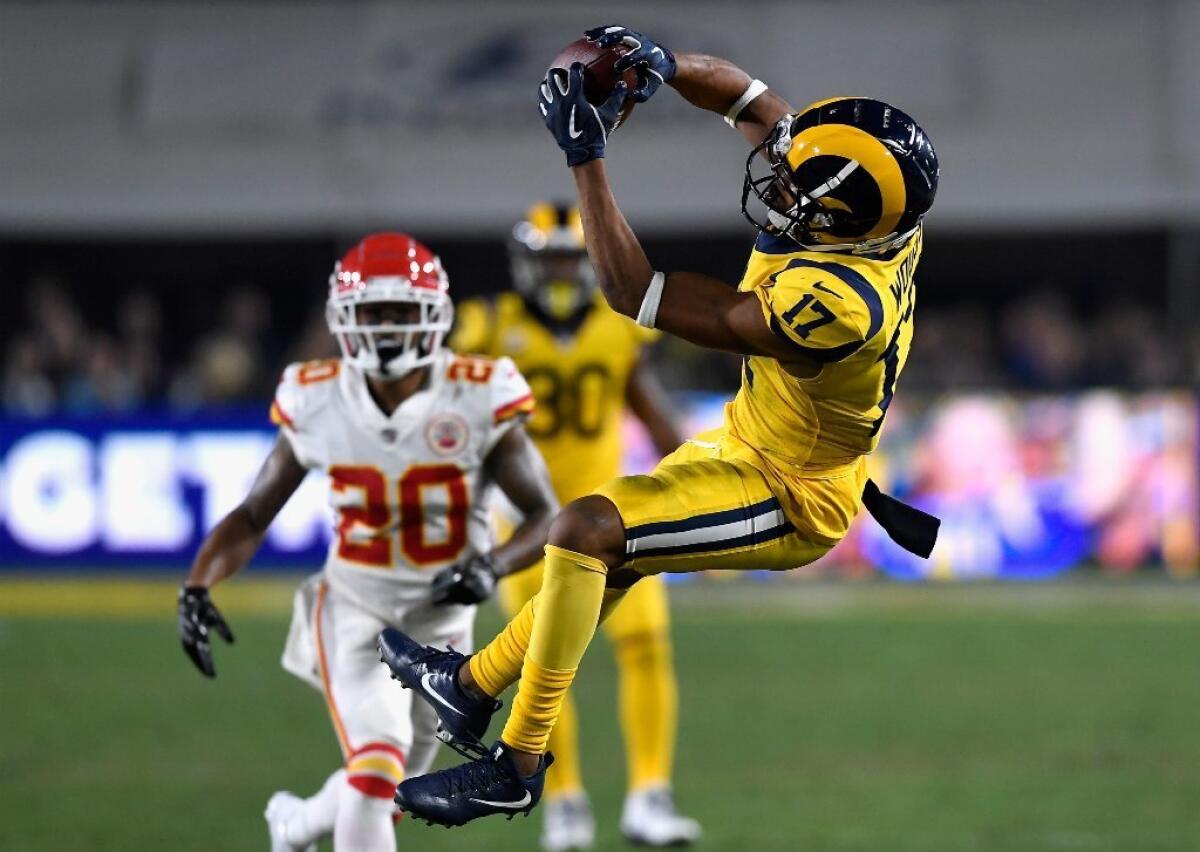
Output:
[{"xmin": 425, "ymin": 412, "xmax": 470, "ymax": 457}]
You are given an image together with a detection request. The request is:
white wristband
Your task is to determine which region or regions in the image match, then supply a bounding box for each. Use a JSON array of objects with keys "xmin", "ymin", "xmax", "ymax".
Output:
[
  {"xmin": 636, "ymin": 271, "xmax": 666, "ymax": 329},
  {"xmin": 724, "ymin": 79, "xmax": 768, "ymax": 127}
]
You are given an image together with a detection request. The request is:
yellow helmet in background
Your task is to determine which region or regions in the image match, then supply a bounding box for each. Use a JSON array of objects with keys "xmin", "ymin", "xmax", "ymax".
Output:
[{"xmin": 508, "ymin": 201, "xmax": 597, "ymax": 323}]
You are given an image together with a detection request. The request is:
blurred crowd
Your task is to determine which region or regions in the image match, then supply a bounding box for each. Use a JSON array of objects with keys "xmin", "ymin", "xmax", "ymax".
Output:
[
  {"xmin": 659, "ymin": 290, "xmax": 1191, "ymax": 394},
  {"xmin": 1, "ymin": 275, "xmax": 1192, "ymax": 417},
  {"xmin": 904, "ymin": 291, "xmax": 1186, "ymax": 390},
  {"xmin": 1, "ymin": 274, "xmax": 321, "ymax": 416}
]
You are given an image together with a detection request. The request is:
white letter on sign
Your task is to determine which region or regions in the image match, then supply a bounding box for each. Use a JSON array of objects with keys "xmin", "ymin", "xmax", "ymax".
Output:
[
  {"xmin": 100, "ymin": 433, "xmax": 193, "ymax": 550},
  {"xmin": 183, "ymin": 433, "xmax": 274, "ymax": 532},
  {"xmin": 4, "ymin": 431, "xmax": 98, "ymax": 553}
]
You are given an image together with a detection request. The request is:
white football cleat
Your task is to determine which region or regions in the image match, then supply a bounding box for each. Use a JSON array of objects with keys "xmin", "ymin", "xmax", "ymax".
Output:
[
  {"xmin": 620, "ymin": 787, "xmax": 702, "ymax": 847},
  {"xmin": 264, "ymin": 791, "xmax": 316, "ymax": 852},
  {"xmin": 541, "ymin": 793, "xmax": 595, "ymax": 851}
]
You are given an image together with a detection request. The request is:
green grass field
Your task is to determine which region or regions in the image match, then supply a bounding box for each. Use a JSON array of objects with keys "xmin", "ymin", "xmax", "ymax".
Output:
[{"xmin": 2, "ymin": 579, "xmax": 1199, "ymax": 851}]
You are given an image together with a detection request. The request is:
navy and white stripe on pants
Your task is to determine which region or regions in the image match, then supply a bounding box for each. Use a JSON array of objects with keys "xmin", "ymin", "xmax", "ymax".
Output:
[{"xmin": 624, "ymin": 497, "xmax": 794, "ymax": 559}]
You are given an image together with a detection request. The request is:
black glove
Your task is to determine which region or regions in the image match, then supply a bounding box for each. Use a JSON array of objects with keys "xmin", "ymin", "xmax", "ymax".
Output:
[
  {"xmin": 178, "ymin": 585, "xmax": 235, "ymax": 678},
  {"xmin": 430, "ymin": 553, "xmax": 500, "ymax": 606},
  {"xmin": 585, "ymin": 25, "xmax": 677, "ymax": 103},
  {"xmin": 539, "ymin": 63, "xmax": 628, "ymax": 167}
]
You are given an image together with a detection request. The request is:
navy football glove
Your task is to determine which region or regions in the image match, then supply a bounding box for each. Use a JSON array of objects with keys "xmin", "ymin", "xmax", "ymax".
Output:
[
  {"xmin": 431, "ymin": 553, "xmax": 500, "ymax": 606},
  {"xmin": 178, "ymin": 585, "xmax": 235, "ymax": 678},
  {"xmin": 585, "ymin": 25, "xmax": 677, "ymax": 103},
  {"xmin": 539, "ymin": 63, "xmax": 628, "ymax": 167}
]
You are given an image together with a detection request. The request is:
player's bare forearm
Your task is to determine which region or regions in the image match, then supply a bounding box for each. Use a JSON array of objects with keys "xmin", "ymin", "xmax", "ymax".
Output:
[
  {"xmin": 485, "ymin": 424, "xmax": 559, "ymax": 578},
  {"xmin": 185, "ymin": 435, "xmax": 306, "ymax": 588},
  {"xmin": 651, "ymin": 270, "xmax": 821, "ymax": 365},
  {"xmin": 186, "ymin": 509, "xmax": 269, "ymax": 588},
  {"xmin": 571, "ymin": 159, "xmax": 654, "ymax": 318},
  {"xmin": 670, "ymin": 52, "xmax": 793, "ymax": 146},
  {"xmin": 626, "ymin": 356, "xmax": 685, "ymax": 456},
  {"xmin": 571, "ymin": 158, "xmax": 809, "ymax": 360}
]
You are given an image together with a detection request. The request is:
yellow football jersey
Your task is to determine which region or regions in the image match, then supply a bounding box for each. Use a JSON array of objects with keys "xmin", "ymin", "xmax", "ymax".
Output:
[
  {"xmin": 452, "ymin": 292, "xmax": 656, "ymax": 502},
  {"xmin": 725, "ymin": 226, "xmax": 923, "ymax": 475}
]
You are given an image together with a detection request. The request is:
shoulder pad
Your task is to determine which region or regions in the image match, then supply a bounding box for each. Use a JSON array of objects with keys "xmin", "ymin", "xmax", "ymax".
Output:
[
  {"xmin": 630, "ymin": 318, "xmax": 660, "ymax": 346},
  {"xmin": 443, "ymin": 353, "xmax": 533, "ymax": 425},
  {"xmin": 270, "ymin": 359, "xmax": 340, "ymax": 430},
  {"xmin": 489, "ymin": 356, "xmax": 534, "ymax": 425},
  {"xmin": 591, "ymin": 300, "xmax": 658, "ymax": 351},
  {"xmin": 759, "ymin": 259, "xmax": 884, "ymax": 363},
  {"xmin": 449, "ymin": 298, "xmax": 496, "ymax": 355},
  {"xmin": 444, "ymin": 353, "xmax": 500, "ymax": 388}
]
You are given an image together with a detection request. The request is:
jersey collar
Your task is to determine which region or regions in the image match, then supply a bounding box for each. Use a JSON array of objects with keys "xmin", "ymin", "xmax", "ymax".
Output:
[{"xmin": 341, "ymin": 351, "xmax": 448, "ymax": 437}]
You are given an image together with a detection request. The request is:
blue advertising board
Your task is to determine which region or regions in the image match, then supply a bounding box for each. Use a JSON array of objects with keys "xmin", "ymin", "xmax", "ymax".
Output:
[
  {"xmin": 2, "ymin": 391, "xmax": 1196, "ymax": 577},
  {"xmin": 0, "ymin": 411, "xmax": 332, "ymax": 569}
]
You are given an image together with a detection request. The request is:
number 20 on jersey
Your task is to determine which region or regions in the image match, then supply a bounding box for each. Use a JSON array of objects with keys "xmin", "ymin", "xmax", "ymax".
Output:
[{"xmin": 329, "ymin": 464, "xmax": 468, "ymax": 568}]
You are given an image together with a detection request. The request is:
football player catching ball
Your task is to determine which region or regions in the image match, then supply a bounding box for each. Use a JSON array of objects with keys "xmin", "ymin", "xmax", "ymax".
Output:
[{"xmin": 381, "ymin": 24, "xmax": 941, "ymax": 829}]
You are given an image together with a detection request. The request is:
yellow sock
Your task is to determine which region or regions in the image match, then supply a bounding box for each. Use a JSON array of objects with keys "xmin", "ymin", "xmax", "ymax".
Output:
[
  {"xmin": 470, "ymin": 582, "xmax": 627, "ymax": 698},
  {"xmin": 543, "ymin": 690, "xmax": 584, "ymax": 798},
  {"xmin": 501, "ymin": 545, "xmax": 606, "ymax": 754},
  {"xmin": 616, "ymin": 632, "xmax": 678, "ymax": 792},
  {"xmin": 469, "ymin": 598, "xmax": 535, "ymax": 697}
]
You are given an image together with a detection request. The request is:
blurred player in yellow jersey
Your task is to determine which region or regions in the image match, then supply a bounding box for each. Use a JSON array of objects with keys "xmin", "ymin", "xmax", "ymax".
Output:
[
  {"xmin": 381, "ymin": 24, "xmax": 942, "ymax": 832},
  {"xmin": 451, "ymin": 201, "xmax": 700, "ymax": 849}
]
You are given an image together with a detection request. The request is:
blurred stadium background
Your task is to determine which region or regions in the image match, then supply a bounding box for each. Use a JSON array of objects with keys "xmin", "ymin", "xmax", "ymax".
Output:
[{"xmin": 2, "ymin": 2, "xmax": 1199, "ymax": 850}]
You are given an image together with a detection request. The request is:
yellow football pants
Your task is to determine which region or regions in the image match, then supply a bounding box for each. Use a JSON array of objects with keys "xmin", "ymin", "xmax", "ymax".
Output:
[
  {"xmin": 490, "ymin": 431, "xmax": 863, "ymax": 776},
  {"xmin": 499, "ymin": 560, "xmax": 677, "ymax": 796},
  {"xmin": 593, "ymin": 433, "xmax": 860, "ymax": 575}
]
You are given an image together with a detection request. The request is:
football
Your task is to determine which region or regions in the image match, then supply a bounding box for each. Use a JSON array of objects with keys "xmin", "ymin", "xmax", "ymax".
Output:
[{"xmin": 548, "ymin": 37, "xmax": 638, "ymax": 129}]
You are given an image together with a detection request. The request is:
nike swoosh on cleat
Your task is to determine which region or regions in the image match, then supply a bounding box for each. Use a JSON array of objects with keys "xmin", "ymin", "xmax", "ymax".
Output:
[
  {"xmin": 421, "ymin": 673, "xmax": 466, "ymax": 716},
  {"xmin": 568, "ymin": 107, "xmax": 583, "ymax": 139},
  {"xmin": 469, "ymin": 791, "xmax": 531, "ymax": 809}
]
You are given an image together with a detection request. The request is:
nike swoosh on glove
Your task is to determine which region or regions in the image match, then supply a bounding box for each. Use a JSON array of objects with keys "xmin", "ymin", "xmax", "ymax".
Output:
[
  {"xmin": 539, "ymin": 63, "xmax": 628, "ymax": 167},
  {"xmin": 584, "ymin": 25, "xmax": 676, "ymax": 104}
]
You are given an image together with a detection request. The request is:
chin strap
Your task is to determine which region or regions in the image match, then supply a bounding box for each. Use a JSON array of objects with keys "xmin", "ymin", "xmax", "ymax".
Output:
[
  {"xmin": 363, "ymin": 353, "xmax": 427, "ymax": 380},
  {"xmin": 783, "ymin": 223, "xmax": 922, "ymax": 257}
]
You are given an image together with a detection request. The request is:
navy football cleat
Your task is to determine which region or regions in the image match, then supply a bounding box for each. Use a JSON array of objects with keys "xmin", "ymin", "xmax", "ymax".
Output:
[
  {"xmin": 394, "ymin": 741, "xmax": 554, "ymax": 828},
  {"xmin": 377, "ymin": 628, "xmax": 500, "ymax": 758}
]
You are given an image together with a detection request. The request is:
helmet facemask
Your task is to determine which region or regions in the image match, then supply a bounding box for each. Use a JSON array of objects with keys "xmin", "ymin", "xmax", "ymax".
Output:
[
  {"xmin": 326, "ymin": 287, "xmax": 453, "ymax": 379},
  {"xmin": 510, "ymin": 251, "xmax": 597, "ymax": 321},
  {"xmin": 508, "ymin": 218, "xmax": 597, "ymax": 322},
  {"xmin": 742, "ymin": 116, "xmax": 826, "ymax": 244}
]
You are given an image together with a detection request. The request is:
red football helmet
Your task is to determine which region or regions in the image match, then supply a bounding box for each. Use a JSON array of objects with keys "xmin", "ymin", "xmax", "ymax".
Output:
[{"xmin": 326, "ymin": 233, "xmax": 453, "ymax": 377}]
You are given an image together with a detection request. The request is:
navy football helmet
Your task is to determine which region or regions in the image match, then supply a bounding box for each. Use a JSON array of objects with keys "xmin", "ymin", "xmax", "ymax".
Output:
[{"xmin": 742, "ymin": 97, "xmax": 939, "ymax": 254}]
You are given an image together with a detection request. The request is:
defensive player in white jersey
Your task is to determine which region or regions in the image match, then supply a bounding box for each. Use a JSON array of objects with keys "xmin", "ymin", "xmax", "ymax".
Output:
[{"xmin": 177, "ymin": 233, "xmax": 558, "ymax": 852}]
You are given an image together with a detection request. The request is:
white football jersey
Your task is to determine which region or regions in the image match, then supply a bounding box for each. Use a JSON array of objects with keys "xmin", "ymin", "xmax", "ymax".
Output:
[{"xmin": 270, "ymin": 349, "xmax": 534, "ymax": 617}]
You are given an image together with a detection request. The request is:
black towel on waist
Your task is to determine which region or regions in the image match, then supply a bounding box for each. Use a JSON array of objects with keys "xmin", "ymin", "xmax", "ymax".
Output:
[{"xmin": 861, "ymin": 478, "xmax": 940, "ymax": 559}]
